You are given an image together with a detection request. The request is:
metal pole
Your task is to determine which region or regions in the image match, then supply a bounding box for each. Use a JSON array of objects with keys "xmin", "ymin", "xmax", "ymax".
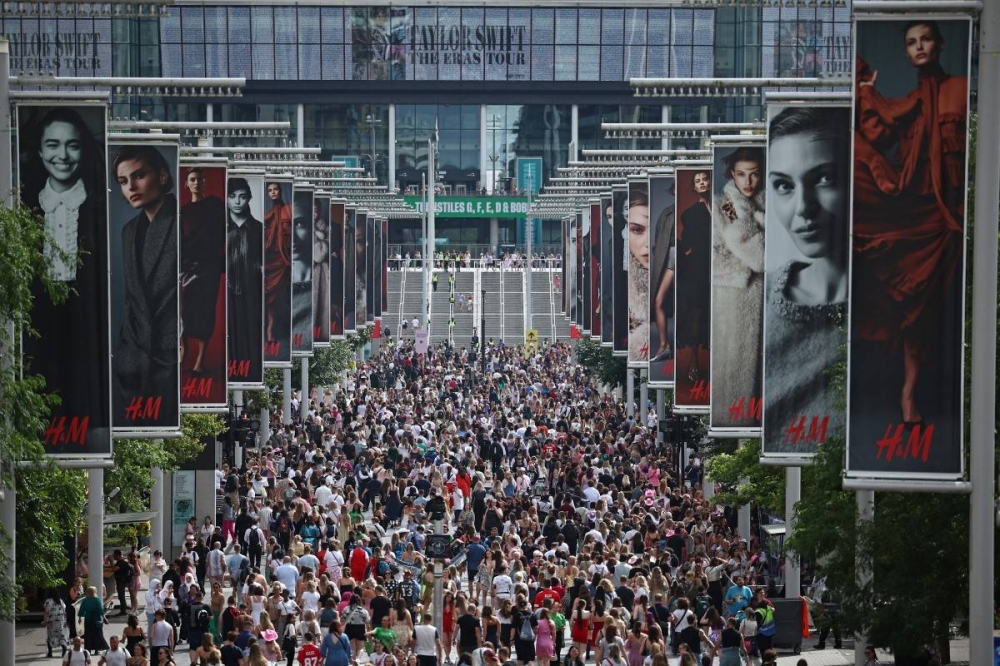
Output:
[
  {"xmin": 525, "ymin": 173, "xmax": 533, "ymax": 337},
  {"xmin": 855, "ymin": 490, "xmax": 874, "ymax": 666},
  {"xmin": 301, "ymin": 358, "xmax": 309, "ymax": 420},
  {"xmin": 151, "ymin": 467, "xmax": 164, "ymax": 550},
  {"xmin": 626, "ymin": 370, "xmax": 635, "ymax": 418},
  {"xmin": 969, "ymin": 1, "xmax": 1000, "ymax": 661},
  {"xmin": 433, "ymin": 562, "xmax": 445, "ymax": 656},
  {"xmin": 784, "ymin": 467, "xmax": 801, "ymax": 599},
  {"xmin": 639, "ymin": 370, "xmax": 648, "ymax": 424},
  {"xmin": 88, "ymin": 468, "xmax": 104, "ymax": 593},
  {"xmin": 282, "ymin": 368, "xmax": 292, "ymax": 426},
  {"xmin": 0, "ymin": 39, "xmax": 14, "ymax": 666},
  {"xmin": 738, "ymin": 502, "xmax": 751, "ymax": 543},
  {"xmin": 427, "ymin": 140, "xmax": 436, "ymax": 329},
  {"xmin": 656, "ymin": 390, "xmax": 665, "ymax": 422}
]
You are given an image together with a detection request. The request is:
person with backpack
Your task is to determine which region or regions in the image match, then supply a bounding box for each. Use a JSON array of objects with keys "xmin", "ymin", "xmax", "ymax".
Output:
[
  {"xmin": 112, "ymin": 550, "xmax": 133, "ymax": 617},
  {"xmin": 244, "ymin": 520, "xmax": 266, "ymax": 569},
  {"xmin": 186, "ymin": 589, "xmax": 212, "ymax": 661},
  {"xmin": 512, "ymin": 598, "xmax": 537, "ymax": 666}
]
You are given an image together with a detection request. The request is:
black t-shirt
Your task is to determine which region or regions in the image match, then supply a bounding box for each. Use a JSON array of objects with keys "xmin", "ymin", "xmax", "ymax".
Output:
[
  {"xmin": 615, "ymin": 585, "xmax": 635, "ymax": 610},
  {"xmin": 679, "ymin": 626, "xmax": 702, "ymax": 654},
  {"xmin": 370, "ymin": 595, "xmax": 392, "ymax": 627},
  {"xmin": 721, "ymin": 627, "xmax": 743, "ymax": 648},
  {"xmin": 456, "ymin": 614, "xmax": 481, "ymax": 650},
  {"xmin": 220, "ymin": 644, "xmax": 243, "ymax": 666},
  {"xmin": 666, "ymin": 534, "xmax": 685, "ymax": 559}
]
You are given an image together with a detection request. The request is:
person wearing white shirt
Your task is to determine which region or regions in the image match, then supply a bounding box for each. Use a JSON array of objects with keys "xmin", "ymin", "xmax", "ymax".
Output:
[
  {"xmin": 97, "ymin": 636, "xmax": 129, "ymax": 666},
  {"xmin": 275, "ymin": 557, "xmax": 300, "ymax": 591}
]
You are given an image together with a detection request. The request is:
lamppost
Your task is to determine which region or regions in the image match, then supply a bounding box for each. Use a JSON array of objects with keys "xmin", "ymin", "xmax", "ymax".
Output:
[
  {"xmin": 481, "ymin": 287, "xmax": 487, "ymax": 374},
  {"xmin": 487, "ymin": 113, "xmax": 504, "ymax": 194},
  {"xmin": 364, "ymin": 112, "xmax": 383, "ymax": 181}
]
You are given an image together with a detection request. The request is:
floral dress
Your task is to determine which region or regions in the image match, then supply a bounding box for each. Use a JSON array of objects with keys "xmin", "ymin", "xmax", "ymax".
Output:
[{"xmin": 44, "ymin": 597, "xmax": 68, "ymax": 652}]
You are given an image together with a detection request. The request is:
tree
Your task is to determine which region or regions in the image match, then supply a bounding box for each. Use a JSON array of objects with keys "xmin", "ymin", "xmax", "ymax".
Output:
[
  {"xmin": 574, "ymin": 338, "xmax": 627, "ymax": 389},
  {"xmin": 0, "ymin": 202, "xmax": 80, "ymax": 620},
  {"xmin": 703, "ymin": 438, "xmax": 784, "ymax": 515}
]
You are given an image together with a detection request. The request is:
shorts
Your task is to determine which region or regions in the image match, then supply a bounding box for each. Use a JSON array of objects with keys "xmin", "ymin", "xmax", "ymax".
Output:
[
  {"xmin": 468, "ymin": 568, "xmax": 479, "ymax": 582},
  {"xmin": 418, "ymin": 656, "xmax": 438, "ymax": 666},
  {"xmin": 346, "ymin": 624, "xmax": 367, "ymax": 641},
  {"xmin": 188, "ymin": 629, "xmax": 205, "ymax": 650}
]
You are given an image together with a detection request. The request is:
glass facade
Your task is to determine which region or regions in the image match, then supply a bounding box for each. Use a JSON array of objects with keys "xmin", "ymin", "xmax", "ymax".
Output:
[
  {"xmin": 396, "ymin": 104, "xmax": 480, "ymax": 191},
  {"xmin": 304, "ymin": 105, "xmax": 391, "ymax": 184},
  {"xmin": 485, "ymin": 105, "xmax": 571, "ymax": 189}
]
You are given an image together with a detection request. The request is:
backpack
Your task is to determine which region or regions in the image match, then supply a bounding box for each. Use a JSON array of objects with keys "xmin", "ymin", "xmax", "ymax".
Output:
[
  {"xmin": 195, "ymin": 606, "xmax": 212, "ymax": 630},
  {"xmin": 225, "ymin": 475, "xmax": 238, "ymax": 493},
  {"xmin": 248, "ymin": 528, "xmax": 261, "ymax": 549},
  {"xmin": 518, "ymin": 616, "xmax": 535, "ymax": 642}
]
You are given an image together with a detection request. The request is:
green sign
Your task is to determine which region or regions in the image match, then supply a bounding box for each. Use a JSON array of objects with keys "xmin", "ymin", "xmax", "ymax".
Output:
[{"xmin": 403, "ymin": 196, "xmax": 530, "ymax": 218}]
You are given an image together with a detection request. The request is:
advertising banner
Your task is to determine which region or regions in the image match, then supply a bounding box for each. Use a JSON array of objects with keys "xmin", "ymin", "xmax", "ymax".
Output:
[
  {"xmin": 762, "ymin": 104, "xmax": 851, "ymax": 460},
  {"xmin": 601, "ymin": 194, "xmax": 614, "ymax": 347},
  {"xmin": 581, "ymin": 205, "xmax": 592, "ymax": 334},
  {"xmin": 356, "ymin": 210, "xmax": 369, "ymax": 328},
  {"xmin": 17, "ymin": 103, "xmax": 112, "ymax": 456},
  {"xmin": 560, "ymin": 217, "xmax": 567, "ymax": 316},
  {"xmin": 709, "ymin": 142, "xmax": 766, "ymax": 436},
  {"xmin": 627, "ymin": 177, "xmax": 650, "ymax": 368},
  {"xmin": 648, "ymin": 174, "xmax": 676, "ymax": 387},
  {"xmin": 846, "ymin": 17, "xmax": 970, "ymax": 481},
  {"xmin": 567, "ymin": 213, "xmax": 577, "ymax": 324},
  {"xmin": 612, "ymin": 185, "xmax": 628, "ymax": 356},
  {"xmin": 313, "ymin": 194, "xmax": 332, "ymax": 347},
  {"xmin": 226, "ymin": 172, "xmax": 265, "ymax": 389},
  {"xmin": 366, "ymin": 212, "xmax": 376, "ymax": 326},
  {"xmin": 108, "ymin": 139, "xmax": 181, "ymax": 433},
  {"xmin": 291, "ymin": 186, "xmax": 314, "ymax": 357},
  {"xmin": 674, "ymin": 168, "xmax": 713, "ymax": 412},
  {"xmin": 178, "ymin": 163, "xmax": 228, "ymax": 410},
  {"xmin": 590, "ymin": 201, "xmax": 602, "ymax": 341},
  {"xmin": 576, "ymin": 210, "xmax": 584, "ymax": 328},
  {"xmin": 372, "ymin": 215, "xmax": 382, "ymax": 321},
  {"xmin": 263, "ymin": 177, "xmax": 293, "ymax": 367},
  {"xmin": 330, "ymin": 200, "xmax": 346, "ymax": 339},
  {"xmin": 344, "ymin": 207, "xmax": 357, "ymax": 333}
]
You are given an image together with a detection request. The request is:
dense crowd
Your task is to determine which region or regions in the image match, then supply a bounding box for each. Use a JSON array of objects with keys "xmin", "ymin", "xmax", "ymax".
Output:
[{"xmin": 49, "ymin": 341, "xmax": 840, "ymax": 666}]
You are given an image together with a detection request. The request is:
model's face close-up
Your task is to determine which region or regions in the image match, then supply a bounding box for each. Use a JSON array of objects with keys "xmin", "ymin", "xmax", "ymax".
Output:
[
  {"xmin": 295, "ymin": 223, "xmax": 308, "ymax": 241},
  {"xmin": 117, "ymin": 159, "xmax": 166, "ymax": 210},
  {"xmin": 905, "ymin": 23, "xmax": 942, "ymax": 67},
  {"xmin": 39, "ymin": 121, "xmax": 83, "ymax": 187},
  {"xmin": 186, "ymin": 171, "xmax": 204, "ymax": 197},
  {"xmin": 628, "ymin": 204, "xmax": 650, "ymax": 268},
  {"xmin": 731, "ymin": 160, "xmax": 761, "ymax": 198},
  {"xmin": 693, "ymin": 172, "xmax": 710, "ymax": 194},
  {"xmin": 268, "ymin": 183, "xmax": 281, "ymax": 201},
  {"xmin": 768, "ymin": 132, "xmax": 846, "ymax": 259},
  {"xmin": 228, "ymin": 189, "xmax": 250, "ymax": 216}
]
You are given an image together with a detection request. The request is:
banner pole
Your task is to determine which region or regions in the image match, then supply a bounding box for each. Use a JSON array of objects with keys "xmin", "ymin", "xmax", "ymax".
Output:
[
  {"xmin": 784, "ymin": 467, "xmax": 801, "ymax": 599},
  {"xmin": 282, "ymin": 368, "xmax": 292, "ymax": 426},
  {"xmin": 626, "ymin": 369, "xmax": 634, "ymax": 418},
  {"xmin": 855, "ymin": 490, "xmax": 874, "ymax": 666},
  {"xmin": 969, "ymin": 0, "xmax": 1000, "ymax": 661}
]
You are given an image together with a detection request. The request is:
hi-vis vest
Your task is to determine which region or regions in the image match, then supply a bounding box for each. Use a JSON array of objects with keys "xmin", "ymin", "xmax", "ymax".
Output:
[{"xmin": 757, "ymin": 605, "xmax": 776, "ymax": 637}]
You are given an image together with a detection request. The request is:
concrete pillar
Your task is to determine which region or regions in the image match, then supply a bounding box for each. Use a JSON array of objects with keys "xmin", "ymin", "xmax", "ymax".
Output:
[
  {"xmin": 784, "ymin": 467, "xmax": 801, "ymax": 599},
  {"xmin": 88, "ymin": 468, "xmax": 104, "ymax": 589},
  {"xmin": 489, "ymin": 218, "xmax": 499, "ymax": 251},
  {"xmin": 0, "ymin": 472, "xmax": 14, "ymax": 666},
  {"xmin": 296, "ymin": 103, "xmax": 305, "ymax": 148},
  {"xmin": 282, "ymin": 368, "xmax": 292, "ymax": 426},
  {"xmin": 626, "ymin": 370, "xmax": 635, "ymax": 418},
  {"xmin": 855, "ymin": 490, "xmax": 875, "ymax": 666},
  {"xmin": 301, "ymin": 357, "xmax": 309, "ymax": 420},
  {"xmin": 195, "ymin": 469, "xmax": 216, "ymax": 536},
  {"xmin": 151, "ymin": 466, "xmax": 164, "ymax": 551},
  {"xmin": 639, "ymin": 369, "xmax": 648, "ymax": 424},
  {"xmin": 260, "ymin": 408, "xmax": 271, "ymax": 450},
  {"xmin": 738, "ymin": 500, "xmax": 751, "ymax": 543},
  {"xmin": 388, "ymin": 103, "xmax": 397, "ymax": 190}
]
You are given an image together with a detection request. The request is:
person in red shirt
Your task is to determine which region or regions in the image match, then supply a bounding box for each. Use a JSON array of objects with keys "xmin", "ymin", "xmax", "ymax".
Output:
[
  {"xmin": 298, "ymin": 631, "xmax": 323, "ymax": 666},
  {"xmin": 534, "ymin": 578, "xmax": 563, "ymax": 609}
]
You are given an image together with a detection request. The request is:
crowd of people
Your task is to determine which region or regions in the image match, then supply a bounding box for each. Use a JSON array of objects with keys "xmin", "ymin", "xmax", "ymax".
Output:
[
  {"xmin": 389, "ymin": 251, "xmax": 561, "ymax": 272},
  {"xmin": 47, "ymin": 340, "xmax": 870, "ymax": 666}
]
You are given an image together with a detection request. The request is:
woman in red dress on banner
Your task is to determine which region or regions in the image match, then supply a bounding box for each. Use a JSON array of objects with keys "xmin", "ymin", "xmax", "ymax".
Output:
[{"xmin": 852, "ymin": 20, "xmax": 967, "ymax": 425}]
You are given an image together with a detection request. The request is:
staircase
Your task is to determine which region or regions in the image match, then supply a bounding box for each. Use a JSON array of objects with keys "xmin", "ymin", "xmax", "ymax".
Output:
[
  {"xmin": 502, "ymin": 269, "xmax": 524, "ymax": 345},
  {"xmin": 481, "ymin": 270, "xmax": 503, "ymax": 343}
]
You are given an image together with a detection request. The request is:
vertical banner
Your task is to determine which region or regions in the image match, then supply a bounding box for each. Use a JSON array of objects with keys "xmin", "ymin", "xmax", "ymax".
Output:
[
  {"xmin": 560, "ymin": 217, "xmax": 568, "ymax": 315},
  {"xmin": 590, "ymin": 201, "xmax": 602, "ymax": 341},
  {"xmin": 108, "ymin": 140, "xmax": 181, "ymax": 433},
  {"xmin": 627, "ymin": 177, "xmax": 650, "ymax": 368},
  {"xmin": 674, "ymin": 168, "xmax": 713, "ymax": 412},
  {"xmin": 17, "ymin": 103, "xmax": 112, "ymax": 456},
  {"xmin": 601, "ymin": 194, "xmax": 614, "ymax": 347},
  {"xmin": 762, "ymin": 105, "xmax": 851, "ymax": 460},
  {"xmin": 365, "ymin": 212, "xmax": 376, "ymax": 326},
  {"xmin": 581, "ymin": 205, "xmax": 592, "ymax": 334},
  {"xmin": 344, "ymin": 206, "xmax": 357, "ymax": 334},
  {"xmin": 263, "ymin": 177, "xmax": 293, "ymax": 367},
  {"xmin": 313, "ymin": 194, "xmax": 332, "ymax": 347},
  {"xmin": 575, "ymin": 210, "xmax": 584, "ymax": 328},
  {"xmin": 648, "ymin": 174, "xmax": 676, "ymax": 387},
  {"xmin": 516, "ymin": 157, "xmax": 543, "ymax": 195},
  {"xmin": 381, "ymin": 218, "xmax": 389, "ymax": 316},
  {"xmin": 709, "ymin": 142, "xmax": 766, "ymax": 436},
  {"xmin": 291, "ymin": 185, "xmax": 314, "ymax": 357},
  {"xmin": 330, "ymin": 200, "xmax": 346, "ymax": 339},
  {"xmin": 356, "ymin": 210, "xmax": 369, "ymax": 327},
  {"xmin": 178, "ymin": 163, "xmax": 228, "ymax": 410},
  {"xmin": 226, "ymin": 172, "xmax": 265, "ymax": 389},
  {"xmin": 612, "ymin": 185, "xmax": 628, "ymax": 356},
  {"xmin": 846, "ymin": 17, "xmax": 970, "ymax": 480},
  {"xmin": 567, "ymin": 214, "xmax": 577, "ymax": 324}
]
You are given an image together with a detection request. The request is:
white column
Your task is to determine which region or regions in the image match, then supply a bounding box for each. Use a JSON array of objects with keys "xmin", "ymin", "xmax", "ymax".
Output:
[
  {"xmin": 571, "ymin": 105, "xmax": 579, "ymax": 154},
  {"xmin": 206, "ymin": 103, "xmax": 213, "ymax": 123},
  {"xmin": 639, "ymin": 370, "xmax": 648, "ymax": 424},
  {"xmin": 88, "ymin": 468, "xmax": 104, "ymax": 590},
  {"xmin": 151, "ymin": 467, "xmax": 164, "ymax": 550},
  {"xmin": 388, "ymin": 104, "xmax": 397, "ymax": 190},
  {"xmin": 661, "ymin": 105, "xmax": 670, "ymax": 150},
  {"xmin": 195, "ymin": 469, "xmax": 216, "ymax": 540},
  {"xmin": 784, "ymin": 467, "xmax": 801, "ymax": 599},
  {"xmin": 301, "ymin": 357, "xmax": 309, "ymax": 420},
  {"xmin": 738, "ymin": 501, "xmax": 751, "ymax": 543},
  {"xmin": 970, "ymin": 2, "xmax": 1000, "ymax": 664},
  {"xmin": 855, "ymin": 490, "xmax": 875, "ymax": 666},
  {"xmin": 489, "ymin": 218, "xmax": 499, "ymax": 249},
  {"xmin": 656, "ymin": 390, "xmax": 665, "ymax": 422},
  {"xmin": 625, "ymin": 370, "xmax": 634, "ymax": 418},
  {"xmin": 282, "ymin": 368, "xmax": 293, "ymax": 426},
  {"xmin": 260, "ymin": 408, "xmax": 271, "ymax": 449},
  {"xmin": 296, "ymin": 104, "xmax": 305, "ymax": 148}
]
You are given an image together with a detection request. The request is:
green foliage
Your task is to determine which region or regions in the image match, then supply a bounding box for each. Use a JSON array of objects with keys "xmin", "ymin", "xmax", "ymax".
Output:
[
  {"xmin": 574, "ymin": 338, "xmax": 627, "ymax": 389},
  {"xmin": 703, "ymin": 438, "xmax": 784, "ymax": 515},
  {"xmin": 15, "ymin": 465, "xmax": 87, "ymax": 592}
]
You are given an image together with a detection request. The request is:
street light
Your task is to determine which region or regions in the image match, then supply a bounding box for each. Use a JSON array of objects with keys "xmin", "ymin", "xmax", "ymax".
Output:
[{"xmin": 487, "ymin": 113, "xmax": 505, "ymax": 194}]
